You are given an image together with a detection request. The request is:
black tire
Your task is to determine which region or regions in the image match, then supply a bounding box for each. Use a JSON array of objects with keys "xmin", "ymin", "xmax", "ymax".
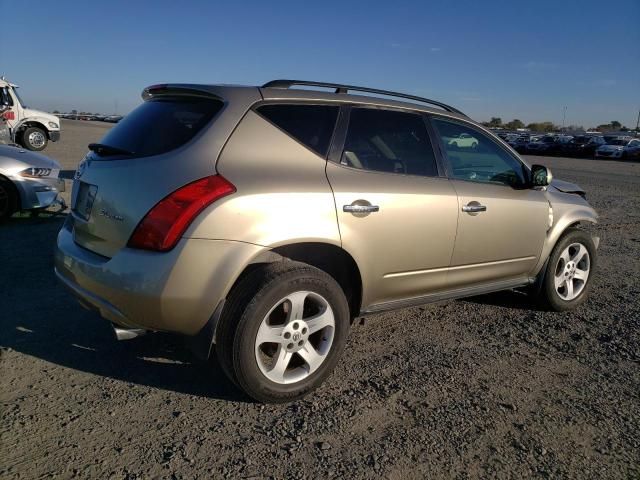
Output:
[
  {"xmin": 216, "ymin": 261, "xmax": 350, "ymax": 403},
  {"xmin": 537, "ymin": 228, "xmax": 597, "ymax": 311},
  {"xmin": 21, "ymin": 127, "xmax": 48, "ymax": 151},
  {"xmin": 0, "ymin": 177, "xmax": 18, "ymax": 221}
]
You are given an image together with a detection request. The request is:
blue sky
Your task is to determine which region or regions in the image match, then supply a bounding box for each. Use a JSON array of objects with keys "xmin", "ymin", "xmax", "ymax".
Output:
[{"xmin": 1, "ymin": 0, "xmax": 638, "ymax": 127}]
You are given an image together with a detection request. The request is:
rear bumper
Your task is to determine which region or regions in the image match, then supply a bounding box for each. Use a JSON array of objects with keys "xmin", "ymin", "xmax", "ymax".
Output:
[{"xmin": 54, "ymin": 224, "xmax": 264, "ymax": 335}]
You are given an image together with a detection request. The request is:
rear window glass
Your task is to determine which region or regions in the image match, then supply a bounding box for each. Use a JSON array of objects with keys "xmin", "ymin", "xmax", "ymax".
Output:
[
  {"xmin": 256, "ymin": 104, "xmax": 339, "ymax": 157},
  {"xmin": 95, "ymin": 96, "xmax": 223, "ymax": 158}
]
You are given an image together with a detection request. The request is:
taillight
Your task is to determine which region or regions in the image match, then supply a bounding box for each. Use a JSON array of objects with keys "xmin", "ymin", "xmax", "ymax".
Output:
[
  {"xmin": 128, "ymin": 175, "xmax": 235, "ymax": 252},
  {"xmin": 2, "ymin": 111, "xmax": 15, "ymax": 120}
]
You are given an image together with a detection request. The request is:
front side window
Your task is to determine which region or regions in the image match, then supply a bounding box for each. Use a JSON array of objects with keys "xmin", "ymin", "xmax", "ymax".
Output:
[
  {"xmin": 256, "ymin": 104, "xmax": 339, "ymax": 157},
  {"xmin": 340, "ymin": 108, "xmax": 438, "ymax": 177},
  {"xmin": 432, "ymin": 117, "xmax": 528, "ymax": 188}
]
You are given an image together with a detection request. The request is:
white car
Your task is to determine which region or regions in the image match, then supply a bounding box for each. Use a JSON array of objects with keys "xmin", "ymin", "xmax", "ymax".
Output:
[
  {"xmin": 447, "ymin": 132, "xmax": 478, "ymax": 149},
  {"xmin": 595, "ymin": 138, "xmax": 640, "ymax": 159},
  {"xmin": 0, "ymin": 77, "xmax": 61, "ymax": 151}
]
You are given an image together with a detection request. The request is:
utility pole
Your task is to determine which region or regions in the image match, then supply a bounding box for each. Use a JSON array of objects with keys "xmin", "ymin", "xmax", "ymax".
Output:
[
  {"xmin": 636, "ymin": 106, "xmax": 639, "ymax": 133},
  {"xmin": 562, "ymin": 106, "xmax": 567, "ymax": 131}
]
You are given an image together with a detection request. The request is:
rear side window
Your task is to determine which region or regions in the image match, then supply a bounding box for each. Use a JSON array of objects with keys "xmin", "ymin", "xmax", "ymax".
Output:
[
  {"xmin": 256, "ymin": 104, "xmax": 339, "ymax": 157},
  {"xmin": 96, "ymin": 96, "xmax": 223, "ymax": 158},
  {"xmin": 341, "ymin": 108, "xmax": 439, "ymax": 177}
]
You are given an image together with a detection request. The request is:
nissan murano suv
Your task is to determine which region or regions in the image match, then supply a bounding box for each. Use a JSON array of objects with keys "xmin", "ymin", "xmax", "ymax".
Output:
[{"xmin": 55, "ymin": 80, "xmax": 599, "ymax": 403}]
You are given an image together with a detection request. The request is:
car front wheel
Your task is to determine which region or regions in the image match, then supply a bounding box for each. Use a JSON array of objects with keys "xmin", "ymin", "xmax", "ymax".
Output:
[
  {"xmin": 538, "ymin": 228, "xmax": 596, "ymax": 311},
  {"xmin": 216, "ymin": 261, "xmax": 350, "ymax": 403}
]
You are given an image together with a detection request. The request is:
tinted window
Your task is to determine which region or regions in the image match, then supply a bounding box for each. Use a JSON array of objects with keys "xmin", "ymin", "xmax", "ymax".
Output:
[
  {"xmin": 341, "ymin": 108, "xmax": 438, "ymax": 177},
  {"xmin": 257, "ymin": 104, "xmax": 339, "ymax": 157},
  {"xmin": 433, "ymin": 118, "xmax": 528, "ymax": 188},
  {"xmin": 96, "ymin": 96, "xmax": 223, "ymax": 158}
]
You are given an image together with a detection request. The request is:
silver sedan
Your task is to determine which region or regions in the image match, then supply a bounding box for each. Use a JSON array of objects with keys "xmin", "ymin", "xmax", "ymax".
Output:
[{"xmin": 0, "ymin": 144, "xmax": 66, "ymax": 220}]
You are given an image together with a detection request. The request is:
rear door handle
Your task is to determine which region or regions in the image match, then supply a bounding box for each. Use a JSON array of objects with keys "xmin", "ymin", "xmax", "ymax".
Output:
[
  {"xmin": 462, "ymin": 203, "xmax": 487, "ymax": 213},
  {"xmin": 343, "ymin": 204, "xmax": 379, "ymax": 213}
]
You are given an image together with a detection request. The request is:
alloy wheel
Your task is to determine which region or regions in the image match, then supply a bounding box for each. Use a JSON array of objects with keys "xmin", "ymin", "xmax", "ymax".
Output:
[
  {"xmin": 254, "ymin": 291, "xmax": 335, "ymax": 384},
  {"xmin": 554, "ymin": 242, "xmax": 590, "ymax": 301}
]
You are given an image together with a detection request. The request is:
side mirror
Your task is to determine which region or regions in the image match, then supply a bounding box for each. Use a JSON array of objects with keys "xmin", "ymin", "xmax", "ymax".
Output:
[{"xmin": 531, "ymin": 164, "xmax": 552, "ymax": 187}]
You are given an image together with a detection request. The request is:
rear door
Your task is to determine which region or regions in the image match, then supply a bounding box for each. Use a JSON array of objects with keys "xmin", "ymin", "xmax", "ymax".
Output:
[
  {"xmin": 430, "ymin": 116, "xmax": 549, "ymax": 288},
  {"xmin": 327, "ymin": 106, "xmax": 459, "ymax": 309}
]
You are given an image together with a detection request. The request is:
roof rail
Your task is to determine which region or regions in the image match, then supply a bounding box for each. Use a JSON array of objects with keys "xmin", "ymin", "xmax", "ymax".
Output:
[{"xmin": 262, "ymin": 79, "xmax": 466, "ymax": 116}]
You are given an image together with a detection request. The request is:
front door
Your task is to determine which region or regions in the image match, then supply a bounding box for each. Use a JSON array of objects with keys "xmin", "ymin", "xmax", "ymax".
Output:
[
  {"xmin": 430, "ymin": 116, "xmax": 549, "ymax": 288},
  {"xmin": 327, "ymin": 107, "xmax": 459, "ymax": 309}
]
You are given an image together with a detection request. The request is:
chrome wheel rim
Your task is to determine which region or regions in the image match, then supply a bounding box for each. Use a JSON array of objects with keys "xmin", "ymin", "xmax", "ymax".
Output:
[
  {"xmin": 254, "ymin": 291, "xmax": 335, "ymax": 385},
  {"xmin": 554, "ymin": 243, "xmax": 590, "ymax": 301},
  {"xmin": 28, "ymin": 131, "xmax": 46, "ymax": 148}
]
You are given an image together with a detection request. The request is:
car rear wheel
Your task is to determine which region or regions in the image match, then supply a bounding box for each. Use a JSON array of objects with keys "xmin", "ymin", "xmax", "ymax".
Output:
[
  {"xmin": 0, "ymin": 177, "xmax": 18, "ymax": 221},
  {"xmin": 21, "ymin": 127, "xmax": 48, "ymax": 151},
  {"xmin": 537, "ymin": 228, "xmax": 596, "ymax": 311},
  {"xmin": 215, "ymin": 261, "xmax": 350, "ymax": 403}
]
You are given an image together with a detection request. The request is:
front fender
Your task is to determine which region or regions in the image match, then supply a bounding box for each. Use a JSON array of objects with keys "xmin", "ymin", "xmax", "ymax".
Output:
[{"xmin": 531, "ymin": 190, "xmax": 598, "ymax": 275}]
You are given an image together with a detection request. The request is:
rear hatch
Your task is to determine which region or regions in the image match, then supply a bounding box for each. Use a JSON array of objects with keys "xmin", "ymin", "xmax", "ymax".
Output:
[{"xmin": 69, "ymin": 88, "xmax": 227, "ymax": 258}]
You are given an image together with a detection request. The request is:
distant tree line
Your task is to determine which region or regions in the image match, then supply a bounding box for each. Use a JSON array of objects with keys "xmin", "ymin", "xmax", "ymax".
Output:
[{"xmin": 481, "ymin": 117, "xmax": 632, "ymax": 132}]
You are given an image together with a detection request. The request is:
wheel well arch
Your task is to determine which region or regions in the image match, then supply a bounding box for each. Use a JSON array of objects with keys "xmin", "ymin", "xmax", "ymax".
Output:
[
  {"xmin": 15, "ymin": 120, "xmax": 49, "ymax": 136},
  {"xmin": 238, "ymin": 242, "xmax": 363, "ymax": 320},
  {"xmin": 0, "ymin": 173, "xmax": 21, "ymax": 211}
]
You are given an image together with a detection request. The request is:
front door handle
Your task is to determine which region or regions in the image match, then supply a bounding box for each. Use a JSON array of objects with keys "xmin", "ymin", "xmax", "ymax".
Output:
[
  {"xmin": 462, "ymin": 203, "xmax": 487, "ymax": 213},
  {"xmin": 343, "ymin": 204, "xmax": 379, "ymax": 213}
]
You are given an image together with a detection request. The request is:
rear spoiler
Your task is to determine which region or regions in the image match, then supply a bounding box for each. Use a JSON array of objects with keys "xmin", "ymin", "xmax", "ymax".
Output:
[{"xmin": 141, "ymin": 84, "xmax": 222, "ymax": 101}]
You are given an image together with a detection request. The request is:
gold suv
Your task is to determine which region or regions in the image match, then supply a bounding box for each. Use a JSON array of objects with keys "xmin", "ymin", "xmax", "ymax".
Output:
[{"xmin": 55, "ymin": 80, "xmax": 599, "ymax": 403}]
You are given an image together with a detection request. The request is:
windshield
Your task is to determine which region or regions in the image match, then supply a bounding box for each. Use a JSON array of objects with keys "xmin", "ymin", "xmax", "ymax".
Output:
[
  {"xmin": 606, "ymin": 139, "xmax": 627, "ymax": 146},
  {"xmin": 12, "ymin": 87, "xmax": 27, "ymax": 108},
  {"xmin": 572, "ymin": 136, "xmax": 588, "ymax": 144}
]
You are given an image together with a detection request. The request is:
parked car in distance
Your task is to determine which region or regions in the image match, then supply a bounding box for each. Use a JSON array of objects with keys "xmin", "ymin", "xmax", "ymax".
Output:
[
  {"xmin": 0, "ymin": 77, "xmax": 61, "ymax": 151},
  {"xmin": 560, "ymin": 135, "xmax": 606, "ymax": 158},
  {"xmin": 507, "ymin": 135, "xmax": 530, "ymax": 153},
  {"xmin": 55, "ymin": 80, "xmax": 600, "ymax": 403},
  {"xmin": 0, "ymin": 144, "xmax": 65, "ymax": 220},
  {"xmin": 623, "ymin": 139, "xmax": 640, "ymax": 160},
  {"xmin": 595, "ymin": 137, "xmax": 640, "ymax": 159},
  {"xmin": 526, "ymin": 135, "xmax": 561, "ymax": 155}
]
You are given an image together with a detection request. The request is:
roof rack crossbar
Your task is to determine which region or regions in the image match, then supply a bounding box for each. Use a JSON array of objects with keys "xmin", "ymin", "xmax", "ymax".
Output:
[{"xmin": 262, "ymin": 79, "xmax": 466, "ymax": 116}]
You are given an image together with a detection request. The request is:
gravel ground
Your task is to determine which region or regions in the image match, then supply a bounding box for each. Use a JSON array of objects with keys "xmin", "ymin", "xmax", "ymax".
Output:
[{"xmin": 1, "ymin": 120, "xmax": 639, "ymax": 479}]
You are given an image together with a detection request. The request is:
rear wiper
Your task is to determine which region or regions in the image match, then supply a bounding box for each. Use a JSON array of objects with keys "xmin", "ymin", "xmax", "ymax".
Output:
[{"xmin": 88, "ymin": 143, "xmax": 135, "ymax": 156}]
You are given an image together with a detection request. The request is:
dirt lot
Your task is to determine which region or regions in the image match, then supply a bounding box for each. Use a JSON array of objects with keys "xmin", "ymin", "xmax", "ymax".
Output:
[{"xmin": 1, "ymin": 120, "xmax": 639, "ymax": 479}]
